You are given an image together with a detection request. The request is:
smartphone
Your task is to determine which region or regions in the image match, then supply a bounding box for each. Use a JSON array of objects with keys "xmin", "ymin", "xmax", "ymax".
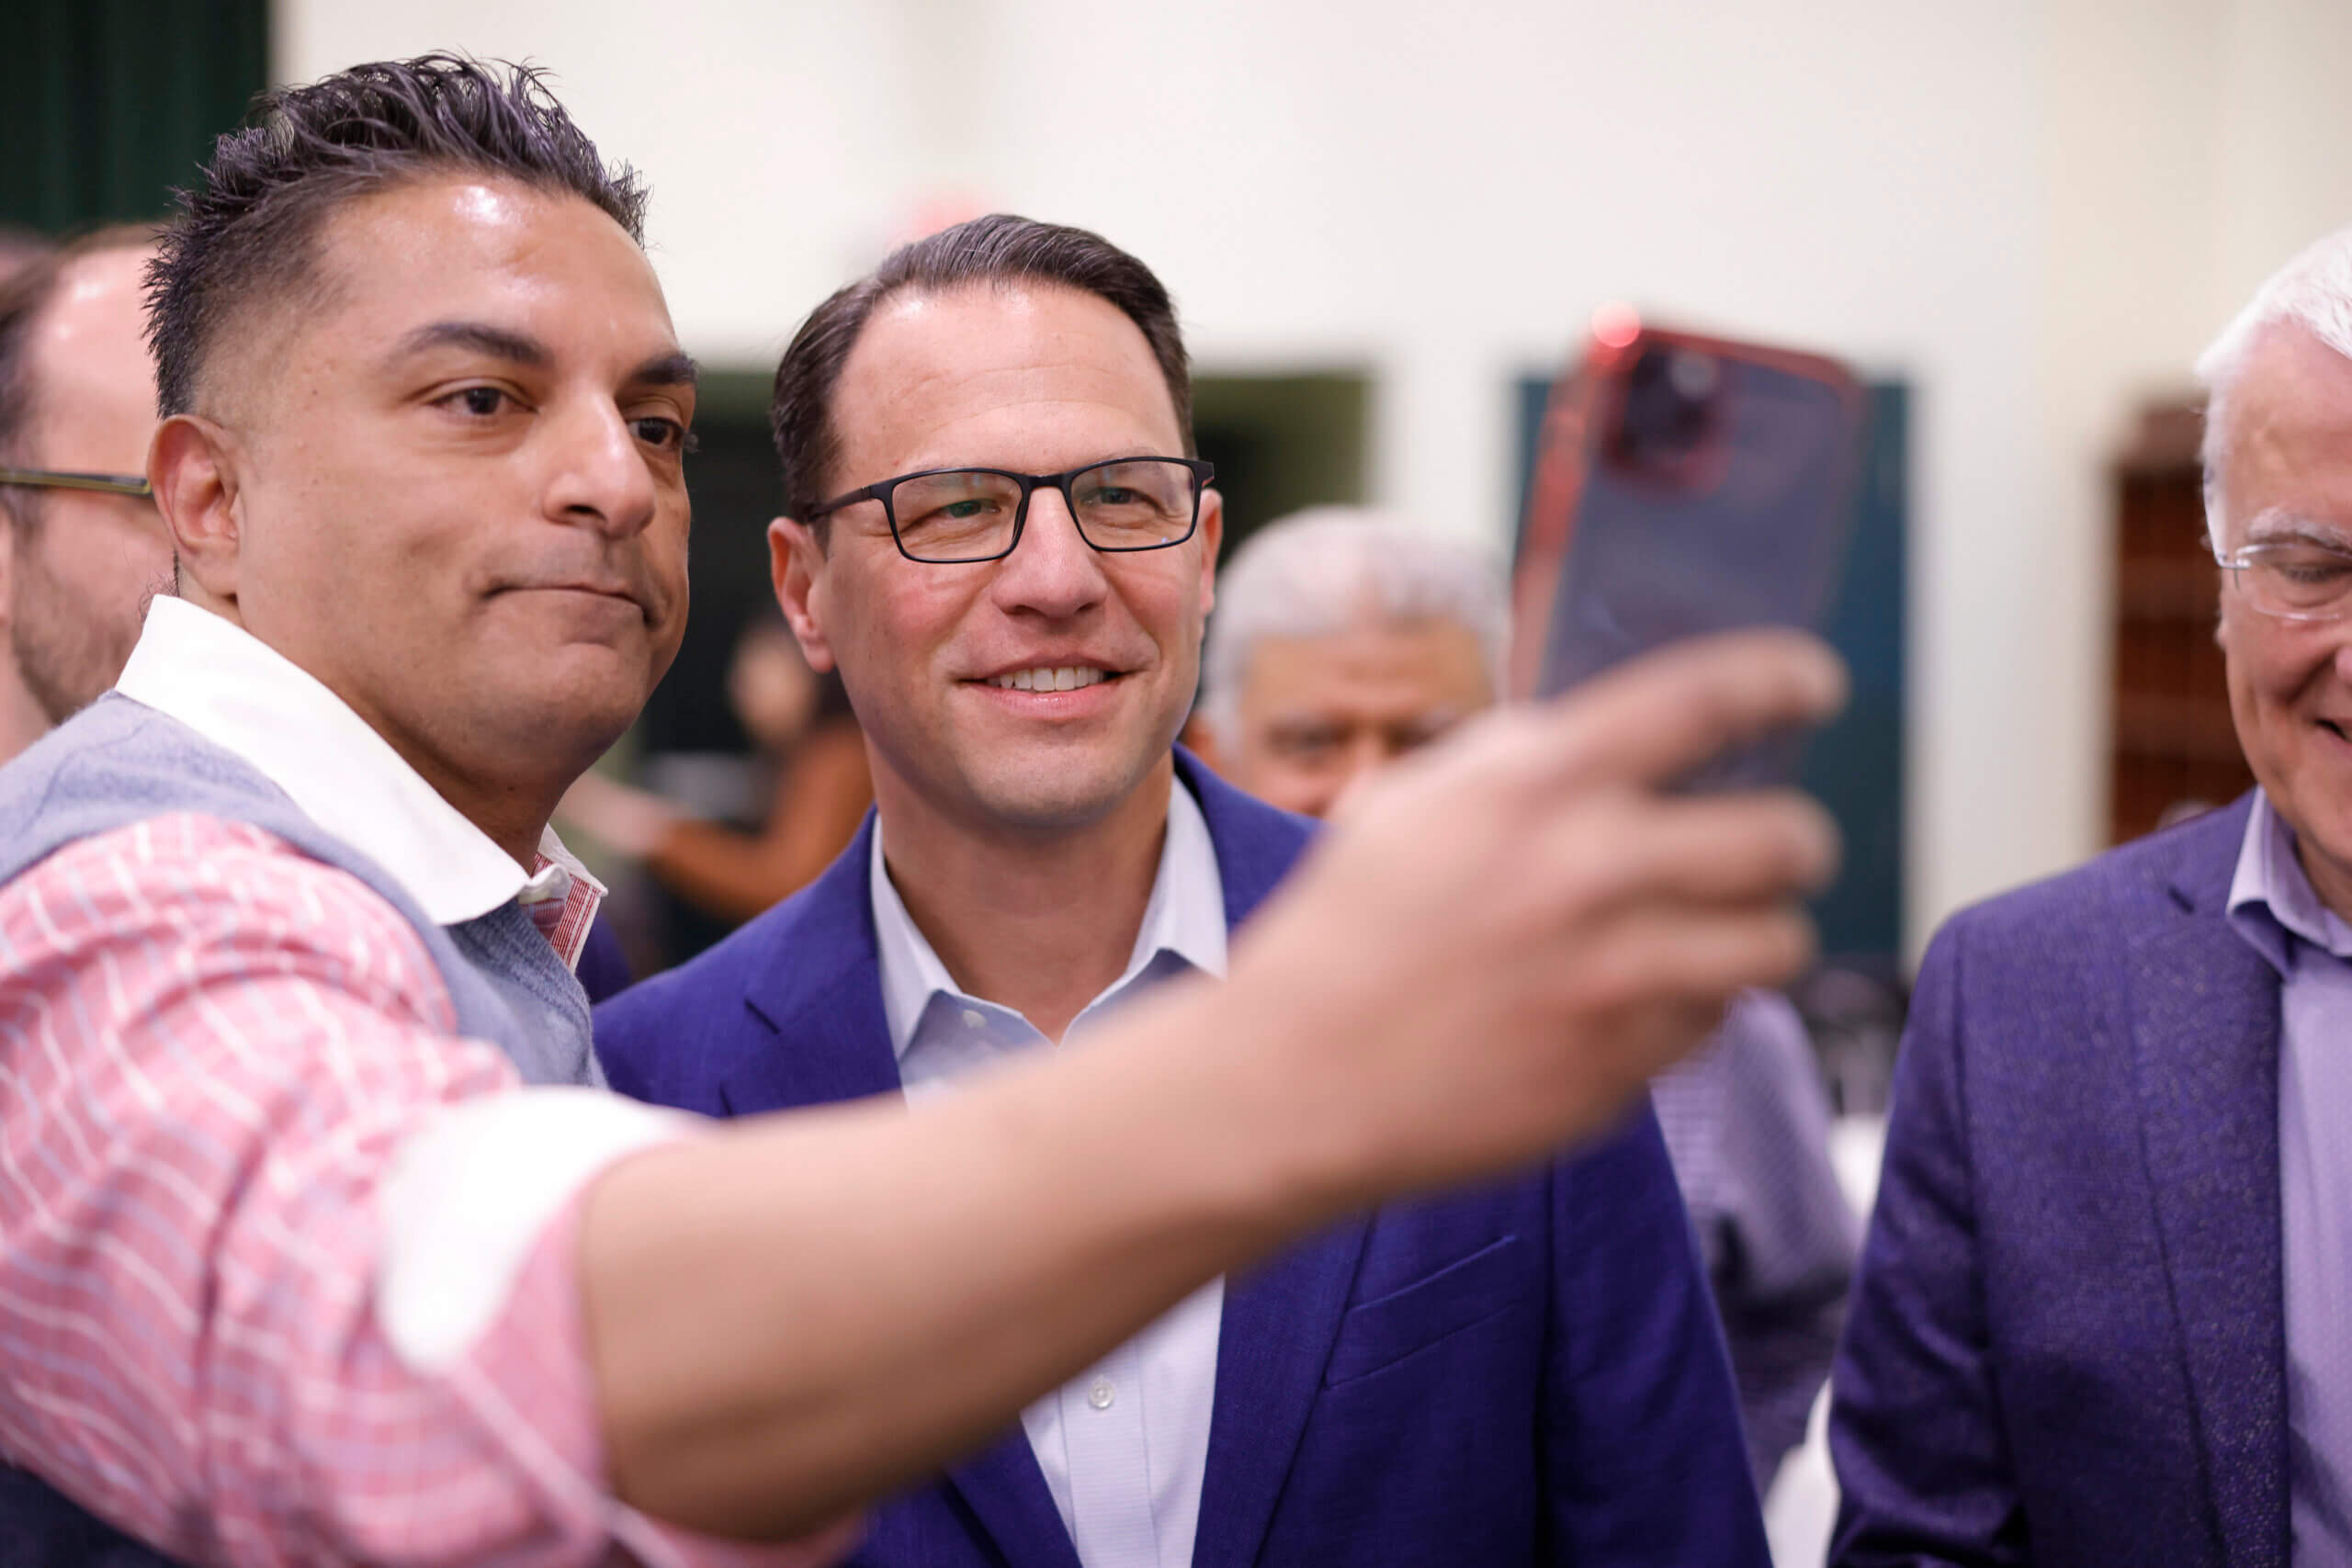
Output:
[{"xmin": 1510, "ymin": 311, "xmax": 1865, "ymax": 786}]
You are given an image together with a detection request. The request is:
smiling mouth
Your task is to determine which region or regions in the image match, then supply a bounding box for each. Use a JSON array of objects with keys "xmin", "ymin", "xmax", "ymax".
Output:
[{"xmin": 982, "ymin": 665, "xmax": 1117, "ymax": 693}]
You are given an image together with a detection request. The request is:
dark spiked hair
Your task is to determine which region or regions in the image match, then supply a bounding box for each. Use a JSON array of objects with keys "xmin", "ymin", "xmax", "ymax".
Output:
[
  {"xmin": 146, "ymin": 52, "xmax": 647, "ymax": 417},
  {"xmin": 770, "ymin": 214, "xmax": 1193, "ymax": 535}
]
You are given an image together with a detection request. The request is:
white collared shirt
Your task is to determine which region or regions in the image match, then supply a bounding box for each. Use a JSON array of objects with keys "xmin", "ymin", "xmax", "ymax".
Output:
[
  {"xmin": 871, "ymin": 775, "xmax": 1227, "ymax": 1568},
  {"xmin": 107, "ymin": 595, "xmax": 684, "ymax": 1380},
  {"xmin": 117, "ymin": 593, "xmax": 601, "ymax": 933}
]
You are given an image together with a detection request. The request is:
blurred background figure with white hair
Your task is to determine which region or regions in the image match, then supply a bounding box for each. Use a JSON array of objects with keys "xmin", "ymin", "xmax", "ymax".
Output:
[{"xmin": 1198, "ymin": 505, "xmax": 1860, "ymax": 1485}]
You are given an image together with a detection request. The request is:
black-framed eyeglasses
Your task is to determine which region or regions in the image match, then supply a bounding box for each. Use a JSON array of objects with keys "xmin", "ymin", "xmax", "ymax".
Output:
[
  {"xmin": 807, "ymin": 457, "xmax": 1213, "ymax": 564},
  {"xmin": 0, "ymin": 468, "xmax": 153, "ymax": 500}
]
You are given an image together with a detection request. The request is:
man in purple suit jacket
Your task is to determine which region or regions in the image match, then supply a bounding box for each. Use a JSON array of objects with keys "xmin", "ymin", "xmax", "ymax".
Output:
[
  {"xmin": 1831, "ymin": 228, "xmax": 2352, "ymax": 1565},
  {"xmin": 598, "ymin": 214, "xmax": 1770, "ymax": 1568}
]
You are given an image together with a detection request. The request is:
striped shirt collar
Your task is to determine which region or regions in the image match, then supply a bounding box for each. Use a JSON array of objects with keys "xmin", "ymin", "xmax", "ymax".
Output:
[{"xmin": 114, "ymin": 595, "xmax": 602, "ymax": 933}]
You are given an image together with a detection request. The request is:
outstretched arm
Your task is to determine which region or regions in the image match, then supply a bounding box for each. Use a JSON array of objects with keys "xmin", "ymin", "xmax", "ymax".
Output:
[{"xmin": 583, "ymin": 628, "xmax": 1849, "ymax": 1536}]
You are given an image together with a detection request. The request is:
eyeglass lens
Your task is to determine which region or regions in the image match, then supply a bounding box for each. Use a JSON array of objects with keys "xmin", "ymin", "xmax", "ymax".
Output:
[
  {"xmin": 891, "ymin": 459, "xmax": 1198, "ymax": 561},
  {"xmin": 2239, "ymin": 542, "xmax": 2352, "ymax": 617}
]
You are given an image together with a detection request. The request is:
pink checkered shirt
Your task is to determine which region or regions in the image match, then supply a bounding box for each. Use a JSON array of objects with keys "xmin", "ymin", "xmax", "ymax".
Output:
[{"xmin": 0, "ymin": 600, "xmax": 855, "ymax": 1567}]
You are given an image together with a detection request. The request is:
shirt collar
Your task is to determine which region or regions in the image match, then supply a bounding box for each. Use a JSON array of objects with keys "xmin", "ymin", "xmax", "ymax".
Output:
[
  {"xmin": 870, "ymin": 770, "xmax": 1228, "ymax": 1059},
  {"xmin": 115, "ymin": 595, "xmax": 603, "ymax": 931},
  {"xmin": 2227, "ymin": 787, "xmax": 2352, "ymax": 971}
]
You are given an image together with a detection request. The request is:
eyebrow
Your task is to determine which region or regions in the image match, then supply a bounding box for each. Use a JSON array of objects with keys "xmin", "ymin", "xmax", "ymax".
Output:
[
  {"xmin": 390, "ymin": 320, "xmax": 554, "ymax": 369},
  {"xmin": 384, "ymin": 324, "xmax": 699, "ymax": 390},
  {"xmin": 628, "ymin": 351, "xmax": 699, "ymax": 389},
  {"xmin": 2241, "ymin": 508, "xmax": 2352, "ymax": 549}
]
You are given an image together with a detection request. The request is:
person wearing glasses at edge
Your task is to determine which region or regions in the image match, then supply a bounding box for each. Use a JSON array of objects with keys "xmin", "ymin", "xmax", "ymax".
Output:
[
  {"xmin": 1831, "ymin": 223, "xmax": 2352, "ymax": 1568},
  {"xmin": 0, "ymin": 225, "xmax": 175, "ymax": 768},
  {"xmin": 594, "ymin": 214, "xmax": 1775, "ymax": 1568},
  {"xmin": 0, "ymin": 55, "xmax": 1848, "ymax": 1568}
]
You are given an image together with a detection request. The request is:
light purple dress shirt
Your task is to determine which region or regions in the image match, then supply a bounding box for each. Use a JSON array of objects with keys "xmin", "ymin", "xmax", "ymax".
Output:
[
  {"xmin": 870, "ymin": 778, "xmax": 1227, "ymax": 1568},
  {"xmin": 2225, "ymin": 790, "xmax": 2352, "ymax": 1562}
]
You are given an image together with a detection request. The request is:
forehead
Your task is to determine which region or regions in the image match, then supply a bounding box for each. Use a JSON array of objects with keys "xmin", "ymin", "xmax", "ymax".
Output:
[
  {"xmin": 28, "ymin": 246, "xmax": 156, "ymax": 425},
  {"xmin": 2220, "ymin": 322, "xmax": 2352, "ymax": 539},
  {"xmin": 246, "ymin": 175, "xmax": 676, "ymax": 394},
  {"xmin": 828, "ymin": 282, "xmax": 1180, "ymax": 479},
  {"xmin": 1244, "ymin": 618, "xmax": 1494, "ymax": 712}
]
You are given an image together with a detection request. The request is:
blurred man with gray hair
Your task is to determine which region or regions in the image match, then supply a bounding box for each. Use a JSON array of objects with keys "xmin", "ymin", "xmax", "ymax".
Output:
[
  {"xmin": 1831, "ymin": 225, "xmax": 2352, "ymax": 1567},
  {"xmin": 1200, "ymin": 504, "xmax": 1860, "ymax": 1484}
]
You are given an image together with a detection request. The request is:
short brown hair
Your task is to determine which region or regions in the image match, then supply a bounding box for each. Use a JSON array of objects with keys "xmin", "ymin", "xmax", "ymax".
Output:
[
  {"xmin": 770, "ymin": 213, "xmax": 1193, "ymax": 532},
  {"xmin": 0, "ymin": 225, "xmax": 161, "ymax": 533}
]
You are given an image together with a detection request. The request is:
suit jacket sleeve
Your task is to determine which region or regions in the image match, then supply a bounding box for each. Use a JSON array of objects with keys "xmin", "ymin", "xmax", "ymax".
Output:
[
  {"xmin": 1539, "ymin": 1108, "xmax": 1772, "ymax": 1567},
  {"xmin": 1829, "ymin": 917, "xmax": 2027, "ymax": 1566}
]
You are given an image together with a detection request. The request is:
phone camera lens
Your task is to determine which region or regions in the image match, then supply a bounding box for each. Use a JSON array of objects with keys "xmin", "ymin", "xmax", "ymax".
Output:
[
  {"xmin": 1615, "ymin": 344, "xmax": 1719, "ymax": 467},
  {"xmin": 1668, "ymin": 350, "xmax": 1718, "ymax": 400}
]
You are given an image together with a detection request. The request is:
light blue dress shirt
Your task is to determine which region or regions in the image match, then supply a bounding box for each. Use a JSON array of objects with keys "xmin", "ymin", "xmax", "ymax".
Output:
[
  {"xmin": 871, "ymin": 776, "xmax": 1227, "ymax": 1568},
  {"xmin": 2225, "ymin": 790, "xmax": 2352, "ymax": 1563}
]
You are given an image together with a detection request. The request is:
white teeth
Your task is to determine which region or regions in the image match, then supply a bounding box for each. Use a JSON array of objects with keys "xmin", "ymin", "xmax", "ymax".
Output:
[{"xmin": 986, "ymin": 666, "xmax": 1109, "ymax": 693}]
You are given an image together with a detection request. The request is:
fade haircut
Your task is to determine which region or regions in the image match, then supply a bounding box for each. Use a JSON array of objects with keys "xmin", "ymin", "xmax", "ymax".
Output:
[
  {"xmin": 145, "ymin": 52, "xmax": 648, "ymax": 418},
  {"xmin": 771, "ymin": 213, "xmax": 1193, "ymax": 536},
  {"xmin": 0, "ymin": 225, "xmax": 161, "ymax": 535}
]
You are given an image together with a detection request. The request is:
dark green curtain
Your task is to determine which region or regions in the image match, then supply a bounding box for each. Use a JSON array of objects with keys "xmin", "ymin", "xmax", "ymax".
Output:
[{"xmin": 1, "ymin": 0, "xmax": 269, "ymax": 232}]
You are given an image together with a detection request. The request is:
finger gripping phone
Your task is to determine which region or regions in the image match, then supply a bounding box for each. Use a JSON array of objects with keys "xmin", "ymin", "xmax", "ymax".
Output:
[{"xmin": 1511, "ymin": 316, "xmax": 1865, "ymax": 787}]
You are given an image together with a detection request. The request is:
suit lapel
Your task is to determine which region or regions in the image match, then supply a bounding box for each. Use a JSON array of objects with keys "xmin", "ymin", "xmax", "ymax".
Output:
[
  {"xmin": 1175, "ymin": 748, "xmax": 1317, "ymax": 931},
  {"xmin": 1191, "ymin": 1217, "xmax": 1370, "ymax": 1568},
  {"xmin": 2131, "ymin": 802, "xmax": 2287, "ymax": 1568},
  {"xmin": 941, "ymin": 1434, "xmax": 1088, "ymax": 1568},
  {"xmin": 723, "ymin": 815, "xmax": 902, "ymax": 1113}
]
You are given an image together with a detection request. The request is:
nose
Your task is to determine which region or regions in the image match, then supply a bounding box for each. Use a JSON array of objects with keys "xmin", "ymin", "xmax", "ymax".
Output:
[
  {"xmin": 543, "ymin": 394, "xmax": 659, "ymax": 538},
  {"xmin": 989, "ymin": 483, "xmax": 1108, "ymax": 619}
]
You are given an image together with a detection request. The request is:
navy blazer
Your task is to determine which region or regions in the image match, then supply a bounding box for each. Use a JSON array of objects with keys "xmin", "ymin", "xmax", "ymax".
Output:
[
  {"xmin": 599, "ymin": 751, "xmax": 1768, "ymax": 1568},
  {"xmin": 1830, "ymin": 794, "xmax": 2288, "ymax": 1568}
]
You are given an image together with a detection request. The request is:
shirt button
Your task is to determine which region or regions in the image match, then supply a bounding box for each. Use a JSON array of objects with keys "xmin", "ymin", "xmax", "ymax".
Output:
[
  {"xmin": 1087, "ymin": 1377, "xmax": 1115, "ymax": 1410},
  {"xmin": 960, "ymin": 1008, "xmax": 987, "ymax": 1031}
]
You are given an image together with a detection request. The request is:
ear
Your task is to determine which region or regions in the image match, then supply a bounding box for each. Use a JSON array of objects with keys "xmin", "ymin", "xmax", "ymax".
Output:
[
  {"xmin": 151, "ymin": 414, "xmax": 243, "ymax": 607},
  {"xmin": 1195, "ymin": 485, "xmax": 1225, "ymax": 619},
  {"xmin": 770, "ymin": 516, "xmax": 837, "ymax": 673}
]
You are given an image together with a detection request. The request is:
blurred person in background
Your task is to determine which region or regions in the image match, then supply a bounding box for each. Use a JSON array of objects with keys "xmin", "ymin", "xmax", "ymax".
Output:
[
  {"xmin": 1831, "ymin": 224, "xmax": 2352, "ymax": 1567},
  {"xmin": 0, "ymin": 225, "xmax": 173, "ymax": 767},
  {"xmin": 1199, "ymin": 505, "xmax": 1859, "ymax": 1485},
  {"xmin": 600, "ymin": 214, "xmax": 1774, "ymax": 1568},
  {"xmin": 0, "ymin": 226, "xmax": 51, "ymax": 281},
  {"xmin": 0, "ymin": 55, "xmax": 1848, "ymax": 1568},
  {"xmin": 560, "ymin": 606, "xmax": 872, "ymax": 928}
]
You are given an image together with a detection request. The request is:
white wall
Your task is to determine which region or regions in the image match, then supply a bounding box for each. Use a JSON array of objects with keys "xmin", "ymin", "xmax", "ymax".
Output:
[{"xmin": 278, "ymin": 0, "xmax": 2352, "ymax": 957}]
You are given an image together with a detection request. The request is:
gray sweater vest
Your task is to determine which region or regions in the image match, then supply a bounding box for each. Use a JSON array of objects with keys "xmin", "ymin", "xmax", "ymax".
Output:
[{"xmin": 0, "ymin": 692, "xmax": 606, "ymax": 1564}]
